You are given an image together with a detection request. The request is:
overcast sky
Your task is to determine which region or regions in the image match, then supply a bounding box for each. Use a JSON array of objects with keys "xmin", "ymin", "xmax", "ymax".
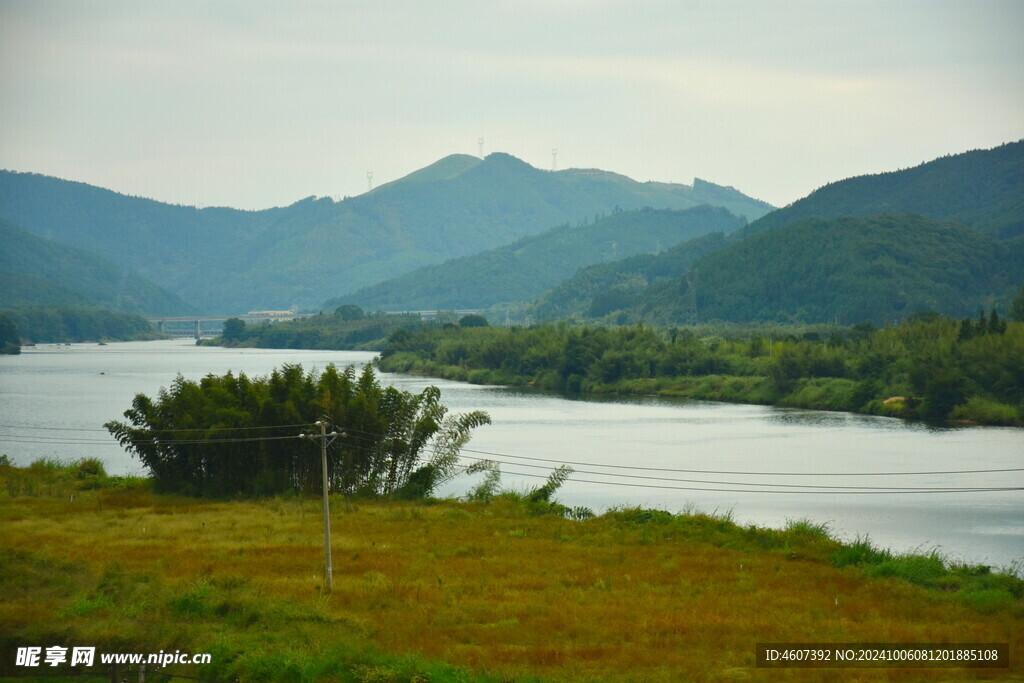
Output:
[{"xmin": 2, "ymin": 0, "xmax": 1022, "ymax": 210}]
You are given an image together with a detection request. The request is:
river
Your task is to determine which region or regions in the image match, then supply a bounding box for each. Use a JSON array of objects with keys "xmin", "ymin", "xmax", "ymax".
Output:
[{"xmin": 1, "ymin": 339, "xmax": 1021, "ymax": 569}]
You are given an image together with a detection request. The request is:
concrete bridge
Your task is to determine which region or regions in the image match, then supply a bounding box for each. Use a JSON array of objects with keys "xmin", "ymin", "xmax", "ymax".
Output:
[
  {"xmin": 148, "ymin": 312, "xmax": 314, "ymax": 340},
  {"xmin": 148, "ymin": 310, "xmax": 482, "ymax": 340},
  {"xmin": 148, "ymin": 316, "xmax": 229, "ymax": 340}
]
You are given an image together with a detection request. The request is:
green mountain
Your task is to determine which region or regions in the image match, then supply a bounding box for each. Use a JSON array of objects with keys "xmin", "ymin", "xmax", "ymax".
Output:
[
  {"xmin": 531, "ymin": 231, "xmax": 732, "ymax": 321},
  {"xmin": 524, "ymin": 141, "xmax": 1024, "ymax": 326},
  {"xmin": 327, "ymin": 206, "xmax": 746, "ymax": 311},
  {"xmin": 0, "ymin": 155, "xmax": 772, "ymax": 313},
  {"xmin": 739, "ymin": 140, "xmax": 1024, "ymax": 239},
  {"xmin": 0, "ymin": 218, "xmax": 193, "ymax": 315},
  {"xmin": 628, "ymin": 214, "xmax": 1024, "ymax": 325}
]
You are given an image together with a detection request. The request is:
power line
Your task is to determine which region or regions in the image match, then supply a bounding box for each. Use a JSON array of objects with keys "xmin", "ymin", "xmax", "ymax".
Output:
[
  {"xmin": 5, "ymin": 420, "xmax": 1020, "ymax": 477},
  {"xmin": 0, "ymin": 422, "xmax": 309, "ymax": 433},
  {"xmin": 447, "ymin": 453, "xmax": 1019, "ymax": 491},
  {"xmin": 457, "ymin": 444, "xmax": 1024, "ymax": 477},
  {"xmin": 328, "ymin": 428, "xmax": 1023, "ymax": 489},
  {"xmin": 326, "ymin": 423, "xmax": 1024, "ymax": 478},
  {"xmin": 3, "ymin": 422, "xmax": 1021, "ymax": 495},
  {"xmin": 280, "ymin": 428, "xmax": 1022, "ymax": 493},
  {"xmin": 487, "ymin": 467, "xmax": 1024, "ymax": 495},
  {"xmin": 0, "ymin": 434, "xmax": 300, "ymax": 446}
]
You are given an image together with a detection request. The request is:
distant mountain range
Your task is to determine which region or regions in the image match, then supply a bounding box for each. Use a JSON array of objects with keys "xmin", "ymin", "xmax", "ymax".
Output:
[
  {"xmin": 0, "ymin": 218, "xmax": 192, "ymax": 315},
  {"xmin": 328, "ymin": 206, "xmax": 746, "ymax": 312},
  {"xmin": 0, "ymin": 154, "xmax": 773, "ymax": 314},
  {"xmin": 530, "ymin": 141, "xmax": 1024, "ymax": 325},
  {"xmin": 3, "ymin": 141, "xmax": 1020, "ymax": 327}
]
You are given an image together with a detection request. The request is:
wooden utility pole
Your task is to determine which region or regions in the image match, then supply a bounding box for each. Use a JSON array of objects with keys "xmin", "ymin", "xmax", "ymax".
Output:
[{"xmin": 300, "ymin": 420, "xmax": 344, "ymax": 591}]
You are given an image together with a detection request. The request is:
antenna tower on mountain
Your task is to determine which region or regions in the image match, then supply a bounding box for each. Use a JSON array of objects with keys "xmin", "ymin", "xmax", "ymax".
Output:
[
  {"xmin": 552, "ymin": 149, "xmax": 558, "ymax": 171},
  {"xmin": 367, "ymin": 171, "xmax": 374, "ymax": 191},
  {"xmin": 478, "ymin": 137, "xmax": 484, "ymax": 159}
]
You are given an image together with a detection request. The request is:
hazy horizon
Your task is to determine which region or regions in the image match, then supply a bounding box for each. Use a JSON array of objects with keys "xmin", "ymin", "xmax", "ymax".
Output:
[{"xmin": 2, "ymin": 0, "xmax": 1022, "ymax": 210}]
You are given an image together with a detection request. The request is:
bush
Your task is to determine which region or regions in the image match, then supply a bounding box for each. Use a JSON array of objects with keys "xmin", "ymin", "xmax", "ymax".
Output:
[
  {"xmin": 105, "ymin": 364, "xmax": 490, "ymax": 498},
  {"xmin": 950, "ymin": 396, "xmax": 1020, "ymax": 425}
]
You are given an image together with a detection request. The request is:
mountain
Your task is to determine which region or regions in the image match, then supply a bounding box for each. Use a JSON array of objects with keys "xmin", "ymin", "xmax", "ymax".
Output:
[
  {"xmin": 0, "ymin": 218, "xmax": 193, "ymax": 315},
  {"xmin": 522, "ymin": 141, "xmax": 1024, "ymax": 326},
  {"xmin": 628, "ymin": 214, "xmax": 1024, "ymax": 325},
  {"xmin": 326, "ymin": 206, "xmax": 746, "ymax": 312},
  {"xmin": 0, "ymin": 155, "xmax": 773, "ymax": 313},
  {"xmin": 739, "ymin": 140, "xmax": 1024, "ymax": 239},
  {"xmin": 531, "ymin": 231, "xmax": 732, "ymax": 321}
]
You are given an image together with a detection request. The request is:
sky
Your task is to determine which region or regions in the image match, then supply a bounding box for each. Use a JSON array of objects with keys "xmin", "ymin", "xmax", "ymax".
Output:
[{"xmin": 1, "ymin": 0, "xmax": 1022, "ymax": 210}]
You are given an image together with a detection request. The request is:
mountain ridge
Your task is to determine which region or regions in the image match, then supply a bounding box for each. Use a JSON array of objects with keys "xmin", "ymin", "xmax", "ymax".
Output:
[
  {"xmin": 739, "ymin": 140, "xmax": 1024, "ymax": 239},
  {"xmin": 525, "ymin": 141, "xmax": 1024, "ymax": 325},
  {"xmin": 0, "ymin": 154, "xmax": 773, "ymax": 313},
  {"xmin": 327, "ymin": 206, "xmax": 746, "ymax": 312},
  {"xmin": 610, "ymin": 214, "xmax": 1024, "ymax": 326}
]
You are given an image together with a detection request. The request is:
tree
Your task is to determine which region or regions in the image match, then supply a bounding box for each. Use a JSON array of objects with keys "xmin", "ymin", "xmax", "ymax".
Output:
[
  {"xmin": 918, "ymin": 367, "xmax": 967, "ymax": 422},
  {"xmin": 459, "ymin": 314, "xmax": 489, "ymax": 327},
  {"xmin": 335, "ymin": 304, "xmax": 365, "ymax": 321},
  {"xmin": 988, "ymin": 308, "xmax": 1006, "ymax": 335},
  {"xmin": 1010, "ymin": 285, "xmax": 1024, "ymax": 323},
  {"xmin": 105, "ymin": 364, "xmax": 490, "ymax": 498},
  {"xmin": 221, "ymin": 317, "xmax": 246, "ymax": 342},
  {"xmin": 0, "ymin": 313, "xmax": 20, "ymax": 354},
  {"xmin": 957, "ymin": 317, "xmax": 976, "ymax": 341}
]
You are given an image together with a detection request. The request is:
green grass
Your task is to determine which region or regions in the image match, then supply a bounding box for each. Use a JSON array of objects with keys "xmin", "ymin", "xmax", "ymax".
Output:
[{"xmin": 2, "ymin": 460, "xmax": 1022, "ymax": 681}]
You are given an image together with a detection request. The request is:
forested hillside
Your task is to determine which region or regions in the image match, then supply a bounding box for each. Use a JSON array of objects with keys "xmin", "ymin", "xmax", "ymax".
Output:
[
  {"xmin": 328, "ymin": 206, "xmax": 745, "ymax": 311},
  {"xmin": 0, "ymin": 219, "xmax": 193, "ymax": 315},
  {"xmin": 739, "ymin": 140, "xmax": 1024, "ymax": 239},
  {"xmin": 531, "ymin": 231, "xmax": 731, "ymax": 321},
  {"xmin": 1, "ymin": 306, "xmax": 162, "ymax": 343},
  {"xmin": 0, "ymin": 155, "xmax": 771, "ymax": 313},
  {"xmin": 523, "ymin": 142, "xmax": 1024, "ymax": 326},
  {"xmin": 624, "ymin": 214, "xmax": 1024, "ymax": 325}
]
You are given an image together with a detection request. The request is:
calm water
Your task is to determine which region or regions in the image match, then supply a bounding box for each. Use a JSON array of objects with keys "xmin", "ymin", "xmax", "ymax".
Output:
[{"xmin": 1, "ymin": 339, "xmax": 1021, "ymax": 568}]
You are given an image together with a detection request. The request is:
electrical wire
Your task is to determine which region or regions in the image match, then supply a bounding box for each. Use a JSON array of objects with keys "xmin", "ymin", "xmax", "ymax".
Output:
[
  {"xmin": 2, "ymin": 421, "xmax": 1021, "ymax": 494},
  {"xmin": 326, "ymin": 423, "xmax": 1024, "ymax": 478},
  {"xmin": 485, "ymin": 467, "xmax": 1024, "ymax": 495},
  {"xmin": 4, "ymin": 420, "xmax": 1021, "ymax": 477},
  {"xmin": 445, "ymin": 452, "xmax": 1019, "ymax": 491},
  {"xmin": 0, "ymin": 422, "xmax": 309, "ymax": 433},
  {"xmin": 457, "ymin": 445, "xmax": 1024, "ymax": 477}
]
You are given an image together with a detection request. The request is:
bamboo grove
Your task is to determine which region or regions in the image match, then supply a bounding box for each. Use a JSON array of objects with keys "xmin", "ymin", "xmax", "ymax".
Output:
[{"xmin": 105, "ymin": 364, "xmax": 490, "ymax": 498}]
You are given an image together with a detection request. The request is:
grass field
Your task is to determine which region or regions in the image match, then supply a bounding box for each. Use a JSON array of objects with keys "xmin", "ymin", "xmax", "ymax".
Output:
[{"xmin": 1, "ymin": 459, "xmax": 1021, "ymax": 682}]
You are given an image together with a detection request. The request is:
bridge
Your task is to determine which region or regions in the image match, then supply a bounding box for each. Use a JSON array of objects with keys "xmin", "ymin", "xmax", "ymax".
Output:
[
  {"xmin": 148, "ymin": 309, "xmax": 484, "ymax": 340},
  {"xmin": 148, "ymin": 312, "xmax": 314, "ymax": 340}
]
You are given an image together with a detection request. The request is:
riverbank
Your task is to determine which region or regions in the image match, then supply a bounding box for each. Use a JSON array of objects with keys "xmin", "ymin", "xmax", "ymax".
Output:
[
  {"xmin": 377, "ymin": 354, "xmax": 949, "ymax": 424},
  {"xmin": 376, "ymin": 318, "xmax": 1024, "ymax": 426},
  {"xmin": 2, "ymin": 459, "xmax": 1021, "ymax": 681}
]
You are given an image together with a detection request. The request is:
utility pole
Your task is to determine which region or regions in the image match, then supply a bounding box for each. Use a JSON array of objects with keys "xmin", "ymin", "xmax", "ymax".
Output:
[{"xmin": 300, "ymin": 420, "xmax": 344, "ymax": 591}]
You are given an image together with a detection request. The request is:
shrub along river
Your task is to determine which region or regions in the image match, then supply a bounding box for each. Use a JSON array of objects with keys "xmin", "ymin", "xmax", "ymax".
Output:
[{"xmin": 1, "ymin": 339, "xmax": 1021, "ymax": 568}]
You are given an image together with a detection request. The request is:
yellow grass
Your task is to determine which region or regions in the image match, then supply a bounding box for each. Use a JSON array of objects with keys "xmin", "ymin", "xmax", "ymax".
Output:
[{"xmin": 1, "ymin": 480, "xmax": 1021, "ymax": 682}]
